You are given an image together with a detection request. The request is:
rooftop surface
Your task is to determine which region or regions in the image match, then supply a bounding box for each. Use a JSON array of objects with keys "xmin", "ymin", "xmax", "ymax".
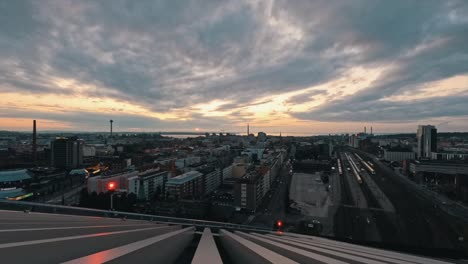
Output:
[
  {"xmin": 167, "ymin": 171, "xmax": 202, "ymax": 185},
  {"xmin": 0, "ymin": 208, "xmax": 460, "ymax": 264},
  {"xmin": 0, "ymin": 188, "xmax": 25, "ymax": 199},
  {"xmin": 0, "ymin": 169, "xmax": 32, "ymax": 182}
]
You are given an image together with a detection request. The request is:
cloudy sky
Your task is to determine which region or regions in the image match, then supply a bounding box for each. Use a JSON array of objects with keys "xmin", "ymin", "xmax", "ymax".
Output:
[{"xmin": 1, "ymin": 0, "xmax": 468, "ymax": 134}]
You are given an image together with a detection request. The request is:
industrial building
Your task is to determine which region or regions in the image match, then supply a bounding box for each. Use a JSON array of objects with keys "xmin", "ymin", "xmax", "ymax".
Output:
[
  {"xmin": 51, "ymin": 137, "xmax": 84, "ymax": 169},
  {"xmin": 383, "ymin": 149, "xmax": 415, "ymax": 161},
  {"xmin": 409, "ymin": 160, "xmax": 468, "ymax": 202}
]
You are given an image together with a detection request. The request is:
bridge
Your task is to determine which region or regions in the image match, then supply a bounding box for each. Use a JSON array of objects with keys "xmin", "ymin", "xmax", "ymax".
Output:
[{"xmin": 0, "ymin": 200, "xmax": 459, "ymax": 264}]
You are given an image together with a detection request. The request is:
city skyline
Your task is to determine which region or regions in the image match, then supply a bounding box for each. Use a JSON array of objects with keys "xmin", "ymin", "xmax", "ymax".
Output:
[{"xmin": 1, "ymin": 1, "xmax": 468, "ymax": 133}]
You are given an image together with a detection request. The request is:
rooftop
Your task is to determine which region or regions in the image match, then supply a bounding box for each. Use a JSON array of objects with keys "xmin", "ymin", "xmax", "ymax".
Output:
[
  {"xmin": 0, "ymin": 169, "xmax": 33, "ymax": 182},
  {"xmin": 0, "ymin": 204, "xmax": 456, "ymax": 263},
  {"xmin": 386, "ymin": 146, "xmax": 413, "ymax": 152},
  {"xmin": 167, "ymin": 171, "xmax": 202, "ymax": 185},
  {"xmin": 0, "ymin": 188, "xmax": 25, "ymax": 199},
  {"xmin": 69, "ymin": 169, "xmax": 89, "ymax": 176},
  {"xmin": 139, "ymin": 168, "xmax": 167, "ymax": 178},
  {"xmin": 414, "ymin": 160, "xmax": 468, "ymax": 166}
]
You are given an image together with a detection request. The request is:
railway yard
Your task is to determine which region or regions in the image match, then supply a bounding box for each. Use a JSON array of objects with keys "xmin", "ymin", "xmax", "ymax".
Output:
[{"xmin": 331, "ymin": 149, "xmax": 467, "ymax": 257}]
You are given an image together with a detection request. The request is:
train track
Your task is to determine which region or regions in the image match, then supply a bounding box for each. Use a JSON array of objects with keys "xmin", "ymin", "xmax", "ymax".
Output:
[
  {"xmin": 334, "ymin": 153, "xmax": 366, "ymax": 241},
  {"xmin": 354, "ymin": 150, "xmax": 462, "ymax": 250},
  {"xmin": 337, "ymin": 154, "xmax": 353, "ymax": 206},
  {"xmin": 359, "ymin": 178, "xmax": 380, "ymax": 209}
]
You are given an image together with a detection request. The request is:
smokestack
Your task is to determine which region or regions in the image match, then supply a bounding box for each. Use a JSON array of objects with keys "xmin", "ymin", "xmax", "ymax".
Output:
[
  {"xmin": 247, "ymin": 123, "xmax": 250, "ymax": 136},
  {"xmin": 371, "ymin": 126, "xmax": 373, "ymax": 135},
  {"xmin": 110, "ymin": 120, "xmax": 113, "ymax": 137},
  {"xmin": 33, "ymin": 120, "xmax": 37, "ymax": 165},
  {"xmin": 364, "ymin": 126, "xmax": 367, "ymax": 134}
]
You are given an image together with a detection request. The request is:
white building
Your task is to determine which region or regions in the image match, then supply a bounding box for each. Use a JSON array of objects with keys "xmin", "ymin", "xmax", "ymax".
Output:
[
  {"xmin": 348, "ymin": 134, "xmax": 359, "ymax": 148},
  {"xmin": 87, "ymin": 170, "xmax": 139, "ymax": 195},
  {"xmin": 241, "ymin": 148, "xmax": 265, "ymax": 161},
  {"xmin": 137, "ymin": 169, "xmax": 168, "ymax": 201},
  {"xmin": 175, "ymin": 156, "xmax": 201, "ymax": 169},
  {"xmin": 82, "ymin": 145, "xmax": 96, "ymax": 157},
  {"xmin": 431, "ymin": 152, "xmax": 468, "ymax": 161},
  {"xmin": 222, "ymin": 165, "xmax": 233, "ymax": 180},
  {"xmin": 203, "ymin": 169, "xmax": 221, "ymax": 194}
]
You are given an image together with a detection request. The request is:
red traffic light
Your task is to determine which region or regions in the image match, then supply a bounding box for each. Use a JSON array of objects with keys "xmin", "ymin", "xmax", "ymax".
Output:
[
  {"xmin": 273, "ymin": 220, "xmax": 284, "ymax": 230},
  {"xmin": 107, "ymin": 181, "xmax": 116, "ymax": 191},
  {"xmin": 277, "ymin": 220, "xmax": 283, "ymax": 227}
]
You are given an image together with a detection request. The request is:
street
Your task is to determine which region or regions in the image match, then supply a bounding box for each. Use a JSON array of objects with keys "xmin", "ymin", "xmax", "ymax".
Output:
[{"xmin": 251, "ymin": 165, "xmax": 291, "ymax": 228}]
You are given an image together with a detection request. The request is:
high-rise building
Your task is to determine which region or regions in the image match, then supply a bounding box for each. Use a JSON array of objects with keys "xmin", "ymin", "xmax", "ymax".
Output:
[
  {"xmin": 51, "ymin": 137, "xmax": 83, "ymax": 169},
  {"xmin": 417, "ymin": 125, "xmax": 437, "ymax": 159}
]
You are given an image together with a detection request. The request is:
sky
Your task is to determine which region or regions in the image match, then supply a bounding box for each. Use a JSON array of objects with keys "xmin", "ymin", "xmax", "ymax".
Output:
[{"xmin": 1, "ymin": 0, "xmax": 468, "ymax": 135}]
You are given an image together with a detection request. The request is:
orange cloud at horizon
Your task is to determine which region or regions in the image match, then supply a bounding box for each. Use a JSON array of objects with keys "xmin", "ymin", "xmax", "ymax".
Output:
[{"xmin": 0, "ymin": 118, "xmax": 72, "ymax": 131}]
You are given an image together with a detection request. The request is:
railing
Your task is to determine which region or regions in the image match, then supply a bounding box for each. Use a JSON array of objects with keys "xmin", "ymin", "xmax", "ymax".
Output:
[{"xmin": 0, "ymin": 199, "xmax": 273, "ymax": 233}]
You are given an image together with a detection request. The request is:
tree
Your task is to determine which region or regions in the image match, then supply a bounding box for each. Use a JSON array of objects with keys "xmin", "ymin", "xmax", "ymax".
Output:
[
  {"xmin": 118, "ymin": 192, "xmax": 128, "ymax": 211},
  {"xmin": 89, "ymin": 192, "xmax": 98, "ymax": 209},
  {"xmin": 97, "ymin": 192, "xmax": 107, "ymax": 209},
  {"xmin": 153, "ymin": 186, "xmax": 162, "ymax": 201},
  {"xmin": 127, "ymin": 193, "xmax": 137, "ymax": 209},
  {"xmin": 79, "ymin": 188, "xmax": 89, "ymax": 207}
]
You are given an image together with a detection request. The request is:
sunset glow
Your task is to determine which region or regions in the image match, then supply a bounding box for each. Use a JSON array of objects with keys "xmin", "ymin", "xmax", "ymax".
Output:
[{"xmin": 1, "ymin": 1, "xmax": 467, "ymax": 133}]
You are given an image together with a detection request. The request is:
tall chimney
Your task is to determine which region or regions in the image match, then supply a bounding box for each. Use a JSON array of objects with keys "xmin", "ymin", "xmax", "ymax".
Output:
[
  {"xmin": 364, "ymin": 126, "xmax": 367, "ymax": 133},
  {"xmin": 247, "ymin": 123, "xmax": 250, "ymax": 136},
  {"xmin": 33, "ymin": 120, "xmax": 37, "ymax": 165},
  {"xmin": 371, "ymin": 126, "xmax": 373, "ymax": 135},
  {"xmin": 110, "ymin": 120, "xmax": 113, "ymax": 137}
]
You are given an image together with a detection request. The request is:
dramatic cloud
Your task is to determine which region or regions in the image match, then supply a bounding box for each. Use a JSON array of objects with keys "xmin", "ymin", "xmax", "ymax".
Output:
[{"xmin": 1, "ymin": 0, "xmax": 467, "ymax": 133}]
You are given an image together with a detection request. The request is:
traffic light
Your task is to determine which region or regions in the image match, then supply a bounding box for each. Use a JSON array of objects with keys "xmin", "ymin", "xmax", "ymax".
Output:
[
  {"xmin": 107, "ymin": 181, "xmax": 117, "ymax": 191},
  {"xmin": 273, "ymin": 220, "xmax": 284, "ymax": 230}
]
